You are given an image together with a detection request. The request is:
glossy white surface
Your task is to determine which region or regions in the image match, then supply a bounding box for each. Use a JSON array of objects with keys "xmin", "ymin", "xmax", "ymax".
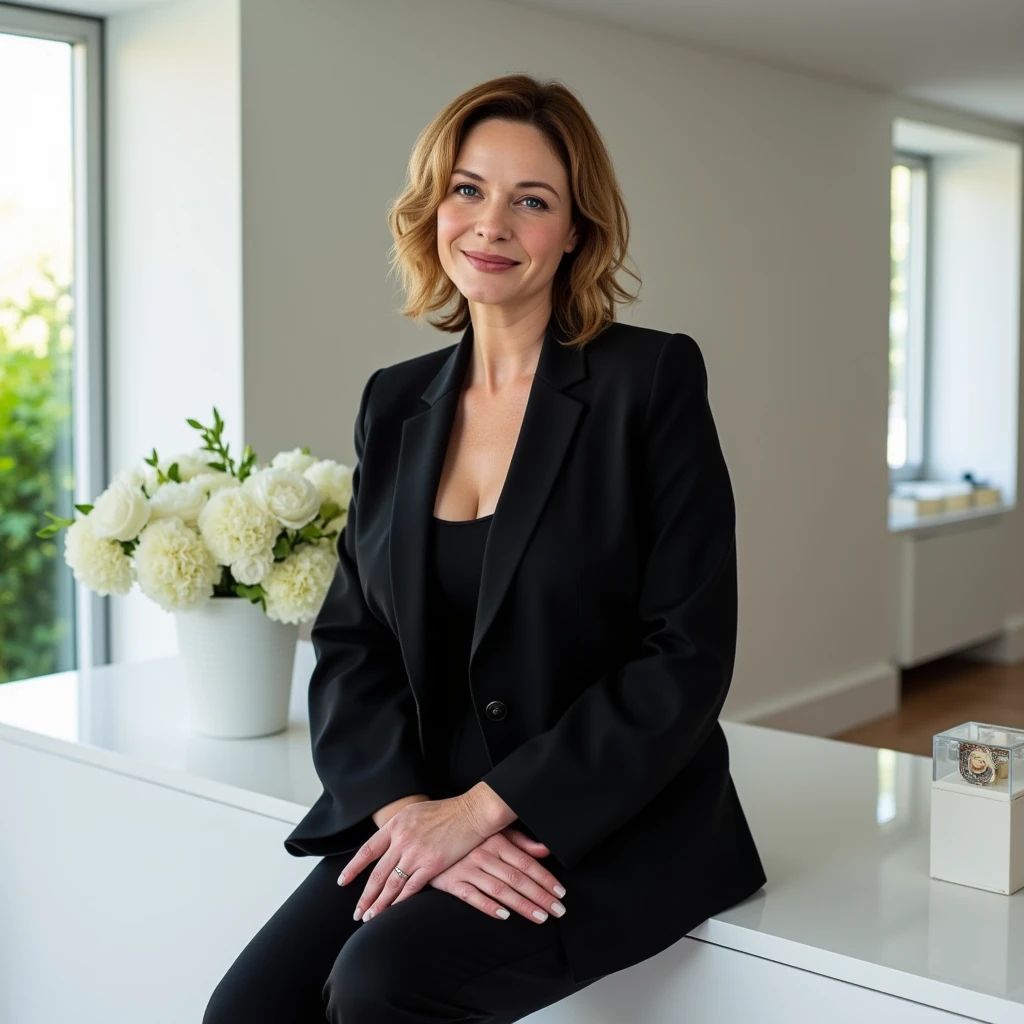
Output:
[{"xmin": 1, "ymin": 647, "xmax": 1022, "ymax": 1022}]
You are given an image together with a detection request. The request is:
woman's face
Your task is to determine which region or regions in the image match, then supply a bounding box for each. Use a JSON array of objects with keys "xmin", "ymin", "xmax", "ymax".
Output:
[{"xmin": 437, "ymin": 118, "xmax": 578, "ymax": 311}]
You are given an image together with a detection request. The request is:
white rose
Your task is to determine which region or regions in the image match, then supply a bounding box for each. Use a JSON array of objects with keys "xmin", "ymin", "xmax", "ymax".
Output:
[
  {"xmin": 270, "ymin": 447, "xmax": 318, "ymax": 474},
  {"xmin": 63, "ymin": 516, "xmax": 134, "ymax": 596},
  {"xmin": 147, "ymin": 479, "xmax": 209, "ymax": 527},
  {"xmin": 303, "ymin": 460, "xmax": 353, "ymax": 533},
  {"xmin": 168, "ymin": 449, "xmax": 221, "ymax": 482},
  {"xmin": 243, "ymin": 467, "xmax": 321, "ymax": 530},
  {"xmin": 197, "ymin": 486, "xmax": 279, "ymax": 565},
  {"xmin": 191, "ymin": 471, "xmax": 240, "ymax": 496},
  {"xmin": 303, "ymin": 460, "xmax": 353, "ymax": 510},
  {"xmin": 261, "ymin": 543, "xmax": 337, "ymax": 624},
  {"xmin": 231, "ymin": 548, "xmax": 276, "ymax": 586},
  {"xmin": 133, "ymin": 517, "xmax": 221, "ymax": 612},
  {"xmin": 89, "ymin": 478, "xmax": 151, "ymax": 541},
  {"xmin": 114, "ymin": 465, "xmax": 146, "ymax": 491},
  {"xmin": 138, "ymin": 450, "xmax": 220, "ymax": 492}
]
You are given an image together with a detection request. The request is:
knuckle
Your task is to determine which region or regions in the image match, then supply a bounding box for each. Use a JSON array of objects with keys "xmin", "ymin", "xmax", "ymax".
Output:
[
  {"xmin": 506, "ymin": 868, "xmax": 525, "ymax": 890},
  {"xmin": 456, "ymin": 884, "xmax": 474, "ymax": 903}
]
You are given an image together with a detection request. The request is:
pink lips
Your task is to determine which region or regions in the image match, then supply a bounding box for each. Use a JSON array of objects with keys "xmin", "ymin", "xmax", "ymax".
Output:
[{"xmin": 463, "ymin": 250, "xmax": 520, "ymax": 272}]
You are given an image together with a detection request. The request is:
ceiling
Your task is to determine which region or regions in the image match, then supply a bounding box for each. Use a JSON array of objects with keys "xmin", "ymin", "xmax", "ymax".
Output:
[{"xmin": 9, "ymin": 0, "xmax": 1024, "ymax": 128}]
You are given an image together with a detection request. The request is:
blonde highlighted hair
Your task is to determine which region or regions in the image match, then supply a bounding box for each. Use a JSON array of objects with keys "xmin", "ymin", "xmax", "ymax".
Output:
[{"xmin": 386, "ymin": 73, "xmax": 640, "ymax": 350}]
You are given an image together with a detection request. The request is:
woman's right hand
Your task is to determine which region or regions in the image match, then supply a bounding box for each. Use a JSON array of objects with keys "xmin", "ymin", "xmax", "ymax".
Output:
[{"xmin": 427, "ymin": 827, "xmax": 567, "ymax": 924}]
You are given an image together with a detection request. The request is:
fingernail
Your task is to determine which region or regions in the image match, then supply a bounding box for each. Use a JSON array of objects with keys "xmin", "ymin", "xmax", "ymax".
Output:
[
  {"xmin": 550, "ymin": 902, "xmax": 566, "ymax": 917},
  {"xmin": 495, "ymin": 908, "xmax": 510, "ymax": 919},
  {"xmin": 339, "ymin": 873, "xmax": 346, "ymax": 885},
  {"xmin": 533, "ymin": 909, "xmax": 548, "ymax": 922},
  {"xmin": 554, "ymin": 885, "xmax": 566, "ymax": 897},
  {"xmin": 353, "ymin": 906, "xmax": 362, "ymax": 921},
  {"xmin": 362, "ymin": 908, "xmax": 375, "ymax": 922}
]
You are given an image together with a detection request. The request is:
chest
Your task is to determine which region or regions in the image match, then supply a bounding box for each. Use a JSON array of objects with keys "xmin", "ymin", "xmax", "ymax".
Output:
[{"xmin": 431, "ymin": 378, "xmax": 533, "ymax": 521}]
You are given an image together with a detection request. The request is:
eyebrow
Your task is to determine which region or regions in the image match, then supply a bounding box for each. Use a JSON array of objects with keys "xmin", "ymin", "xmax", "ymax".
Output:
[{"xmin": 451, "ymin": 167, "xmax": 561, "ymax": 201}]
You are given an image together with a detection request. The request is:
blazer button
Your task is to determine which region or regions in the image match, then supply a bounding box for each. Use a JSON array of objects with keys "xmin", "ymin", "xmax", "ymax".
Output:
[{"xmin": 485, "ymin": 700, "xmax": 507, "ymax": 721}]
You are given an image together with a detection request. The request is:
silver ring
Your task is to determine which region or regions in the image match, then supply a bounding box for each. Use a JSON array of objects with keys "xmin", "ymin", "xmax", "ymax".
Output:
[{"xmin": 393, "ymin": 865, "xmax": 411, "ymax": 879}]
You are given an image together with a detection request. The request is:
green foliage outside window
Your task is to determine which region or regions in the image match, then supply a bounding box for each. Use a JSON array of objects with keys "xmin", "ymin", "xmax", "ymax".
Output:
[{"xmin": 0, "ymin": 261, "xmax": 75, "ymax": 684}]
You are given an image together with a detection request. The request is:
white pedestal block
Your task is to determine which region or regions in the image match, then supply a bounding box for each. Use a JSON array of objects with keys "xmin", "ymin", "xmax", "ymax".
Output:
[{"xmin": 930, "ymin": 779, "xmax": 1024, "ymax": 895}]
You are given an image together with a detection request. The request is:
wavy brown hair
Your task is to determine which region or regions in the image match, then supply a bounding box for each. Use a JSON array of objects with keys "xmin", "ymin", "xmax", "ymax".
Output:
[{"xmin": 386, "ymin": 73, "xmax": 640, "ymax": 350}]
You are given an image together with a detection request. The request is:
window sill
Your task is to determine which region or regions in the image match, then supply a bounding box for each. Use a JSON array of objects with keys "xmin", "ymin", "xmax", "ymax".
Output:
[{"xmin": 889, "ymin": 501, "xmax": 1012, "ymax": 536}]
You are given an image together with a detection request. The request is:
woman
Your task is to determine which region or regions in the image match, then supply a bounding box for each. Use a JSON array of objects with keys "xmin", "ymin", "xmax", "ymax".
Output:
[{"xmin": 205, "ymin": 72, "xmax": 766, "ymax": 1023}]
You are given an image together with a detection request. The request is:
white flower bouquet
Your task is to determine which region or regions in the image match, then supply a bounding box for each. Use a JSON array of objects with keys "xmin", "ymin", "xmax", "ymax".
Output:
[{"xmin": 37, "ymin": 407, "xmax": 352, "ymax": 625}]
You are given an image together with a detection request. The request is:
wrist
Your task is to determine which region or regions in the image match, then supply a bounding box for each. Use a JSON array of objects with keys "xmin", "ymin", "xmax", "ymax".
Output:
[
  {"xmin": 464, "ymin": 781, "xmax": 517, "ymax": 836},
  {"xmin": 372, "ymin": 793, "xmax": 429, "ymax": 828}
]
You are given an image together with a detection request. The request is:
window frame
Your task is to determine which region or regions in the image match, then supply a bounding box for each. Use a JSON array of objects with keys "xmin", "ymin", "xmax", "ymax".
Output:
[
  {"xmin": 0, "ymin": 4, "xmax": 109, "ymax": 669},
  {"xmin": 890, "ymin": 150, "xmax": 932, "ymax": 485}
]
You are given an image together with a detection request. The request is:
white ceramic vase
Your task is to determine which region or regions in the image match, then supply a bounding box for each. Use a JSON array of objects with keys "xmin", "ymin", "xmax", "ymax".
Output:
[{"xmin": 174, "ymin": 595, "xmax": 300, "ymax": 739}]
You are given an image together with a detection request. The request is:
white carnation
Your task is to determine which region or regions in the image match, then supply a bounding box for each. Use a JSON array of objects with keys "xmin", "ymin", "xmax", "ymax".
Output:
[
  {"xmin": 63, "ymin": 516, "xmax": 134, "ymax": 596},
  {"xmin": 148, "ymin": 479, "xmax": 209, "ymax": 526},
  {"xmin": 197, "ymin": 486, "xmax": 279, "ymax": 565},
  {"xmin": 270, "ymin": 447, "xmax": 318, "ymax": 474},
  {"xmin": 231, "ymin": 548, "xmax": 276, "ymax": 586},
  {"xmin": 90, "ymin": 477, "xmax": 151, "ymax": 541},
  {"xmin": 261, "ymin": 542, "xmax": 337, "ymax": 624},
  {"xmin": 133, "ymin": 517, "xmax": 221, "ymax": 612},
  {"xmin": 242, "ymin": 467, "xmax": 321, "ymax": 530}
]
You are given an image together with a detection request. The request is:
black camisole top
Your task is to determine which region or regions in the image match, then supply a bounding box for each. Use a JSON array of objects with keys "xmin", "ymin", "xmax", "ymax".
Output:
[{"xmin": 424, "ymin": 512, "xmax": 495, "ymax": 798}]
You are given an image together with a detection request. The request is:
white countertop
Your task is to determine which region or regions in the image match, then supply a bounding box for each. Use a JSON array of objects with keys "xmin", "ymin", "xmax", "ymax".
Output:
[{"xmin": 1, "ymin": 646, "xmax": 1022, "ymax": 1023}]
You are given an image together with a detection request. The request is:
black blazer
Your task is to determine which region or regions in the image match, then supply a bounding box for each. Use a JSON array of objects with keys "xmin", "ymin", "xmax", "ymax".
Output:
[{"xmin": 284, "ymin": 313, "xmax": 767, "ymax": 984}]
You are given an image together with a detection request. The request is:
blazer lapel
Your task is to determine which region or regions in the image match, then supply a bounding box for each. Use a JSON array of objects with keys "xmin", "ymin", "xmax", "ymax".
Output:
[{"xmin": 389, "ymin": 312, "xmax": 589, "ymax": 725}]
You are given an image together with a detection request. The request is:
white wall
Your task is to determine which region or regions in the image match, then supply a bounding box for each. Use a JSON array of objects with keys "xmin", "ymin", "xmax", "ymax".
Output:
[
  {"xmin": 105, "ymin": 0, "xmax": 1024, "ymax": 731},
  {"xmin": 105, "ymin": 0, "xmax": 243, "ymax": 660}
]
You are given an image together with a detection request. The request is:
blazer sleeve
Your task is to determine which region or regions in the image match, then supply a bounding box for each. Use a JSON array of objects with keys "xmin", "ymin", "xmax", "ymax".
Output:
[
  {"xmin": 283, "ymin": 366, "xmax": 431, "ymax": 857},
  {"xmin": 479, "ymin": 333, "xmax": 738, "ymax": 869}
]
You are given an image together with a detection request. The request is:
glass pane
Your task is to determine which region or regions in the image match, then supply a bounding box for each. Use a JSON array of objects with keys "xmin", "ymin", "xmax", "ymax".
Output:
[
  {"xmin": 889, "ymin": 164, "xmax": 911, "ymax": 470},
  {"xmin": 0, "ymin": 33, "xmax": 76, "ymax": 684}
]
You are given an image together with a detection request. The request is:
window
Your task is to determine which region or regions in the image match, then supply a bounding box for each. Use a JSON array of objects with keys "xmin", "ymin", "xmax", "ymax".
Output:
[
  {"xmin": 889, "ymin": 153, "xmax": 930, "ymax": 482},
  {"xmin": 0, "ymin": 8, "xmax": 105, "ymax": 685}
]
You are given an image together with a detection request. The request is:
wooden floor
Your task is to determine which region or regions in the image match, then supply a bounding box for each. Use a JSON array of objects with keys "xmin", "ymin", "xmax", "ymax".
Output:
[{"xmin": 833, "ymin": 653, "xmax": 1024, "ymax": 757}]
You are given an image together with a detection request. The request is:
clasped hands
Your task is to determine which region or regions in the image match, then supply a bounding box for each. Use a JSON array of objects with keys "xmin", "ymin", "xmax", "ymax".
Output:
[{"xmin": 337, "ymin": 788, "xmax": 567, "ymax": 926}]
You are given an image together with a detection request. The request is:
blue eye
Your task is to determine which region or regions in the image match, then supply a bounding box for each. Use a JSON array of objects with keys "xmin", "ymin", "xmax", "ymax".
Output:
[{"xmin": 451, "ymin": 183, "xmax": 548, "ymax": 210}]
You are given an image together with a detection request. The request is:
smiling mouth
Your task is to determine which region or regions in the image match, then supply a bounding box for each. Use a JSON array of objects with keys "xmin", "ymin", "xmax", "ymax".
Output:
[{"xmin": 462, "ymin": 251, "xmax": 521, "ymax": 271}]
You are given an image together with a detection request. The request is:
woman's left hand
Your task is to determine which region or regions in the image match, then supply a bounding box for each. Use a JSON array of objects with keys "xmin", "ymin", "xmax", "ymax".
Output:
[{"xmin": 339, "ymin": 793, "xmax": 495, "ymax": 922}]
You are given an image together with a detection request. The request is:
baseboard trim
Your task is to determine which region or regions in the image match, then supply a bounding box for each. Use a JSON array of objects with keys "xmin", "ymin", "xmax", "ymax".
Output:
[
  {"xmin": 958, "ymin": 612, "xmax": 1024, "ymax": 664},
  {"xmin": 726, "ymin": 662, "xmax": 899, "ymax": 738}
]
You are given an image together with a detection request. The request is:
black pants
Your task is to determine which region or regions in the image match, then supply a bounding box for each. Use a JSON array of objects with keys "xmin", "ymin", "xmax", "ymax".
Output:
[
  {"xmin": 202, "ymin": 849, "xmax": 600, "ymax": 1023},
  {"xmin": 204, "ymin": 703, "xmax": 602, "ymax": 1021}
]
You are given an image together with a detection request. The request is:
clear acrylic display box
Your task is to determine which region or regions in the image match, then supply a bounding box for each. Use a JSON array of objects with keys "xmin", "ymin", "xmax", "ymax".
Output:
[{"xmin": 930, "ymin": 721, "xmax": 1024, "ymax": 895}]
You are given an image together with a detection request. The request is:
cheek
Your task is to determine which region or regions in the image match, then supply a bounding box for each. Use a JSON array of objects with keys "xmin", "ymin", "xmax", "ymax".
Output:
[
  {"xmin": 520, "ymin": 225, "xmax": 566, "ymax": 269},
  {"xmin": 436, "ymin": 204, "xmax": 466, "ymax": 243}
]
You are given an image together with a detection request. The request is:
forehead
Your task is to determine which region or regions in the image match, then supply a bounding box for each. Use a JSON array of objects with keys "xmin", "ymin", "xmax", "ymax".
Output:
[{"xmin": 455, "ymin": 119, "xmax": 565, "ymax": 179}]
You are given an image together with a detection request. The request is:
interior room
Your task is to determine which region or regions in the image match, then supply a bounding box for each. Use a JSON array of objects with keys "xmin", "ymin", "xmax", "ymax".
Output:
[{"xmin": 1, "ymin": 0, "xmax": 1022, "ymax": 1020}]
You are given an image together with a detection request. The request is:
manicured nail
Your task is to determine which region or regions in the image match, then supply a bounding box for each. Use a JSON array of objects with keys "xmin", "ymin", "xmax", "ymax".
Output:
[
  {"xmin": 362, "ymin": 908, "xmax": 375, "ymax": 922},
  {"xmin": 338, "ymin": 873, "xmax": 346, "ymax": 885},
  {"xmin": 553, "ymin": 885, "xmax": 566, "ymax": 897},
  {"xmin": 495, "ymin": 908, "xmax": 510, "ymax": 919},
  {"xmin": 550, "ymin": 902, "xmax": 566, "ymax": 917},
  {"xmin": 533, "ymin": 909, "xmax": 548, "ymax": 921}
]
